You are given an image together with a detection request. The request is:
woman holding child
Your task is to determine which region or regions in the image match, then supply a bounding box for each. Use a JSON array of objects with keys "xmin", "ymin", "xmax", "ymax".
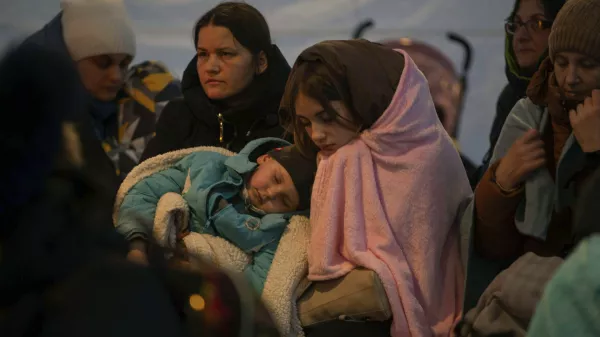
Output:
[{"xmin": 280, "ymin": 39, "xmax": 472, "ymax": 337}]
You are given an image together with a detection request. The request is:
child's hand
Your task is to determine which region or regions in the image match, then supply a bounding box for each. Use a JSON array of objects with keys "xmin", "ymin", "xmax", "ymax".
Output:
[
  {"xmin": 127, "ymin": 249, "xmax": 149, "ymax": 265},
  {"xmin": 127, "ymin": 239, "xmax": 149, "ymax": 265},
  {"xmin": 218, "ymin": 198, "xmax": 229, "ymax": 210}
]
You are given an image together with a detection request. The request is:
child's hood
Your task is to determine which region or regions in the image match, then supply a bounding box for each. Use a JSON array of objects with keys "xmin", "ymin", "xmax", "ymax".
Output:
[{"xmin": 224, "ymin": 137, "xmax": 291, "ymax": 175}]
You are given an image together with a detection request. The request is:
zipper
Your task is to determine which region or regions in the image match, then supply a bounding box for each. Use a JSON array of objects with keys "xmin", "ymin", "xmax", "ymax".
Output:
[
  {"xmin": 218, "ymin": 113, "xmax": 224, "ymax": 144},
  {"xmin": 219, "ymin": 113, "xmax": 255, "ymax": 148},
  {"xmin": 246, "ymin": 119, "xmax": 260, "ymax": 137}
]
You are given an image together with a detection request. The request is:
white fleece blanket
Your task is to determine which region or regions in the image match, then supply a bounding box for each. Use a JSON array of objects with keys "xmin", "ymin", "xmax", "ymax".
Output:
[{"xmin": 113, "ymin": 146, "xmax": 310, "ymax": 336}]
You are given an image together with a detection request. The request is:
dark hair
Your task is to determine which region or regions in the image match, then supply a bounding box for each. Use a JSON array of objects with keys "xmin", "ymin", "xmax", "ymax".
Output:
[
  {"xmin": 281, "ymin": 61, "xmax": 364, "ymax": 156},
  {"xmin": 507, "ymin": 0, "xmax": 565, "ymax": 22},
  {"xmin": 193, "ymin": 2, "xmax": 272, "ymax": 59}
]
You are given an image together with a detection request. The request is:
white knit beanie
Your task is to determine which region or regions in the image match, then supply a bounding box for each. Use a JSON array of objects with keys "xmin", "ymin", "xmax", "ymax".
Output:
[{"xmin": 60, "ymin": 0, "xmax": 136, "ymax": 61}]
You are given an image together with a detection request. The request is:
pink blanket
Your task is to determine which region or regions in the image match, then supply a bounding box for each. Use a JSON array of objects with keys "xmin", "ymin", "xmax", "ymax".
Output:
[{"xmin": 308, "ymin": 50, "xmax": 472, "ymax": 337}]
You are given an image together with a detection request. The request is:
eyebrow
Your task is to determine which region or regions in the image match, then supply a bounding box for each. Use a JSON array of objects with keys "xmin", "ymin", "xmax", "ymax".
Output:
[
  {"xmin": 197, "ymin": 46, "xmax": 236, "ymax": 52},
  {"xmin": 515, "ymin": 13, "xmax": 546, "ymax": 20},
  {"xmin": 314, "ymin": 110, "xmax": 330, "ymax": 119}
]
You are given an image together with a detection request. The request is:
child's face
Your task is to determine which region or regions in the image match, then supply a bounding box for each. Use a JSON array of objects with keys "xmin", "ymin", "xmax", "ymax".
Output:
[{"xmin": 246, "ymin": 155, "xmax": 300, "ymax": 214}]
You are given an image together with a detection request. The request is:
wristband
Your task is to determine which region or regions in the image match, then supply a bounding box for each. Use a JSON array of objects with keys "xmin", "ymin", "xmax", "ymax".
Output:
[{"xmin": 491, "ymin": 167, "xmax": 523, "ymax": 194}]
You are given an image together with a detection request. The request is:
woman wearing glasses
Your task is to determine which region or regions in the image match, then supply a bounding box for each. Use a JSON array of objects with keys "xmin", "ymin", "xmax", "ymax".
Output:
[
  {"xmin": 477, "ymin": 0, "xmax": 565, "ymax": 179},
  {"xmin": 460, "ymin": 0, "xmax": 600, "ymax": 334},
  {"xmin": 475, "ymin": 0, "xmax": 600, "ymax": 265}
]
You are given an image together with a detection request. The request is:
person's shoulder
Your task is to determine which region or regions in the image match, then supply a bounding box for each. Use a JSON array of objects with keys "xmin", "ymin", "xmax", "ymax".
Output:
[
  {"xmin": 497, "ymin": 83, "xmax": 518, "ymax": 102},
  {"xmin": 180, "ymin": 151, "xmax": 229, "ymax": 180},
  {"xmin": 22, "ymin": 14, "xmax": 66, "ymax": 51},
  {"xmin": 182, "ymin": 150, "xmax": 229, "ymax": 167},
  {"xmin": 163, "ymin": 95, "xmax": 218, "ymax": 131},
  {"xmin": 496, "ymin": 83, "xmax": 524, "ymax": 115},
  {"xmin": 156, "ymin": 97, "xmax": 198, "ymax": 128},
  {"xmin": 162, "ymin": 97, "xmax": 189, "ymax": 115},
  {"xmin": 513, "ymin": 96, "xmax": 540, "ymax": 109},
  {"xmin": 506, "ymin": 97, "xmax": 545, "ymax": 125},
  {"xmin": 325, "ymin": 139, "xmax": 370, "ymax": 165}
]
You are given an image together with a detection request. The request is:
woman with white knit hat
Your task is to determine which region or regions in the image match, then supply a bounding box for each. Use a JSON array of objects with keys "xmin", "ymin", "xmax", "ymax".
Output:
[
  {"xmin": 27, "ymin": 0, "xmax": 136, "ymax": 102},
  {"xmin": 21, "ymin": 0, "xmax": 181, "ymax": 194},
  {"xmin": 62, "ymin": 0, "xmax": 136, "ymax": 100},
  {"xmin": 18, "ymin": 0, "xmax": 136, "ymax": 202}
]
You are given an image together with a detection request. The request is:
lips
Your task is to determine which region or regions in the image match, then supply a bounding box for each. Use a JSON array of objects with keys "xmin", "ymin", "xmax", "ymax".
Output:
[
  {"xmin": 319, "ymin": 144, "xmax": 337, "ymax": 155},
  {"xmin": 205, "ymin": 79, "xmax": 223, "ymax": 85}
]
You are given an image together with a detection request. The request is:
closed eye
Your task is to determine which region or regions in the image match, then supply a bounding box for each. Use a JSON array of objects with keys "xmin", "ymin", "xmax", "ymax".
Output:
[
  {"xmin": 92, "ymin": 56, "xmax": 112, "ymax": 69},
  {"xmin": 581, "ymin": 60, "xmax": 599, "ymax": 69},
  {"xmin": 297, "ymin": 117, "xmax": 311, "ymax": 127},
  {"xmin": 315, "ymin": 110, "xmax": 336, "ymax": 124}
]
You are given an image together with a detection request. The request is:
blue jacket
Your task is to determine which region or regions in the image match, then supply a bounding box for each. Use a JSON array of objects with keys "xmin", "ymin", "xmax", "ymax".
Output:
[{"xmin": 116, "ymin": 138, "xmax": 299, "ymax": 292}]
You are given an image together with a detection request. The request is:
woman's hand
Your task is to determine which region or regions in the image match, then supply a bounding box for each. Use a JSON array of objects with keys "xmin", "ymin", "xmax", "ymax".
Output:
[
  {"xmin": 495, "ymin": 129, "xmax": 546, "ymax": 190},
  {"xmin": 570, "ymin": 89, "xmax": 600, "ymax": 153}
]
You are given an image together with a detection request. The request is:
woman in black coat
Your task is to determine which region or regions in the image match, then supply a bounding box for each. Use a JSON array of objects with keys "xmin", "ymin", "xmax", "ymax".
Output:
[{"xmin": 142, "ymin": 2, "xmax": 291, "ymax": 160}]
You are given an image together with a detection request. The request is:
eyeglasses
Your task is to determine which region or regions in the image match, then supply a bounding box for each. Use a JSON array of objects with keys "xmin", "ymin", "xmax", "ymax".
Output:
[{"xmin": 505, "ymin": 18, "xmax": 552, "ymax": 35}]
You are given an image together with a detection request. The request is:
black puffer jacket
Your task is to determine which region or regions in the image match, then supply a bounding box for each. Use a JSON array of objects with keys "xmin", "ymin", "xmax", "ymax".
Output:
[
  {"xmin": 141, "ymin": 45, "xmax": 291, "ymax": 160},
  {"xmin": 476, "ymin": 0, "xmax": 566, "ymax": 181}
]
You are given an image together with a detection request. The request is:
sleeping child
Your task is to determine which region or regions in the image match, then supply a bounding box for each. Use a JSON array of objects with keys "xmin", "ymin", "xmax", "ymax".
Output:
[{"xmin": 115, "ymin": 138, "xmax": 317, "ymax": 293}]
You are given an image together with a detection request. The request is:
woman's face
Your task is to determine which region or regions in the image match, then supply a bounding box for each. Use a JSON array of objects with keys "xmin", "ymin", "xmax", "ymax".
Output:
[
  {"xmin": 554, "ymin": 51, "xmax": 600, "ymax": 101},
  {"xmin": 76, "ymin": 54, "xmax": 132, "ymax": 101},
  {"xmin": 511, "ymin": 0, "xmax": 551, "ymax": 69},
  {"xmin": 294, "ymin": 91, "xmax": 358, "ymax": 156},
  {"xmin": 196, "ymin": 24, "xmax": 267, "ymax": 100}
]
